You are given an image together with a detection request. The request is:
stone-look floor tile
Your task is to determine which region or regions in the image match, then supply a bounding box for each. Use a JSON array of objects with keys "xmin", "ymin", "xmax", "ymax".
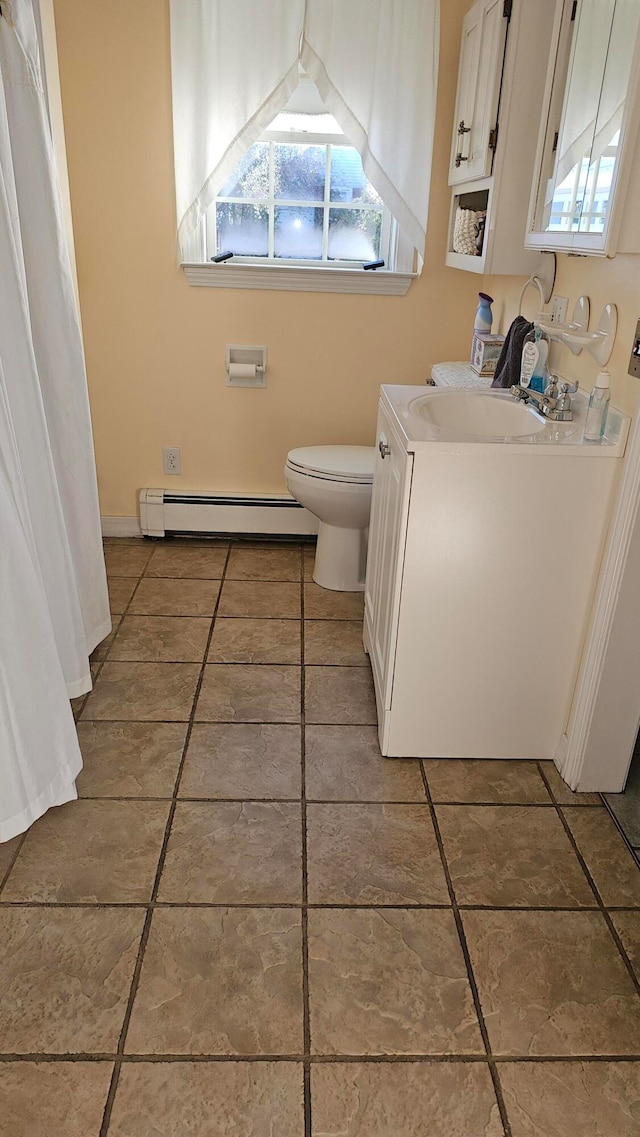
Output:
[
  {"xmin": 307, "ymin": 804, "xmax": 449, "ymax": 905},
  {"xmin": 424, "ymin": 759, "xmax": 551, "ymax": 804},
  {"xmin": 611, "ymin": 910, "xmax": 640, "ymax": 977},
  {"xmin": 104, "ymin": 543, "xmax": 153, "ymax": 577},
  {"xmin": 0, "ymin": 1062, "xmax": 113, "ymax": 1137},
  {"xmin": 180, "ymin": 723, "xmax": 301, "ymax": 799},
  {"xmin": 126, "ymin": 907, "xmax": 303, "ymax": 1055},
  {"xmin": 76, "ymin": 722, "xmax": 187, "ymax": 797},
  {"xmin": 0, "ymin": 834, "xmax": 22, "ymax": 887},
  {"xmin": 306, "ymin": 667, "xmax": 377, "ymax": 725},
  {"xmin": 605, "ymin": 758, "xmax": 640, "ymax": 846},
  {"xmin": 145, "ymin": 544, "xmax": 228, "ymax": 578},
  {"xmin": 109, "ymin": 615, "xmax": 211, "ymax": 662},
  {"xmin": 0, "ymin": 907, "xmax": 143, "ymax": 1053},
  {"xmin": 158, "ymin": 802, "xmax": 302, "ymax": 903},
  {"xmin": 304, "ymin": 549, "xmax": 315, "ymax": 582},
  {"xmin": 208, "ymin": 618, "xmax": 301, "ymax": 664},
  {"xmin": 3, "ymin": 800, "xmax": 169, "ymax": 903},
  {"xmin": 436, "ymin": 806, "xmax": 595, "ymax": 907},
  {"xmin": 463, "ymin": 909, "xmax": 640, "ymax": 1055},
  {"xmin": 227, "ymin": 547, "xmax": 302, "ymax": 581},
  {"xmin": 82, "ymin": 662, "xmax": 200, "ymax": 721},
  {"xmin": 304, "ymin": 583, "xmax": 364, "ymax": 621},
  {"xmin": 308, "ymin": 908, "xmax": 482, "ymax": 1055},
  {"xmin": 218, "ymin": 580, "xmax": 301, "ymax": 619},
  {"xmin": 500, "ymin": 1061, "xmax": 640, "ymax": 1137},
  {"xmin": 196, "ymin": 664, "xmax": 301, "ymax": 723},
  {"xmin": 563, "ymin": 808, "xmax": 640, "ymax": 906},
  {"xmin": 129, "ymin": 577, "xmax": 221, "ymax": 616},
  {"xmin": 311, "ymin": 1062, "xmax": 503, "ymax": 1137},
  {"xmin": 109, "ymin": 1061, "xmax": 304, "ymax": 1137},
  {"xmin": 90, "ymin": 618, "xmax": 119, "ymax": 662},
  {"xmin": 108, "ymin": 577, "xmax": 138, "ymax": 616},
  {"xmin": 542, "ymin": 763, "xmax": 602, "ymax": 805},
  {"xmin": 304, "ymin": 620, "xmax": 368, "ymax": 666},
  {"xmin": 305, "ymin": 726, "xmax": 424, "ymax": 802}
]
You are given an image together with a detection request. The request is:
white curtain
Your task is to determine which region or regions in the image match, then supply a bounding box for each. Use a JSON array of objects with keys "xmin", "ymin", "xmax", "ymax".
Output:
[
  {"xmin": 0, "ymin": 1, "xmax": 110, "ymax": 841},
  {"xmin": 170, "ymin": 0, "xmax": 439, "ymax": 260}
]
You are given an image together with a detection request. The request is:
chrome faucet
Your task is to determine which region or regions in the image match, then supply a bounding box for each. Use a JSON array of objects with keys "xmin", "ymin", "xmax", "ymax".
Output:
[{"xmin": 511, "ymin": 381, "xmax": 574, "ymax": 421}]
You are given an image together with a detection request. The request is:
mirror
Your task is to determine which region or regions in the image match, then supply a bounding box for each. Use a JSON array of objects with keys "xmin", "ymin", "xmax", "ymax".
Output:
[{"xmin": 528, "ymin": 0, "xmax": 640, "ymax": 251}]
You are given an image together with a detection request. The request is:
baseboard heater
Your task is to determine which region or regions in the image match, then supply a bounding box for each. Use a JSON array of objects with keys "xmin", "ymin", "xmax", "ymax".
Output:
[{"xmin": 139, "ymin": 488, "xmax": 318, "ymax": 539}]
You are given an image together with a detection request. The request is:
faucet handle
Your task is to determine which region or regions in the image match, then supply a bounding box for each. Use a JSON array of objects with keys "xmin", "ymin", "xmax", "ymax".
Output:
[{"xmin": 555, "ymin": 382, "xmax": 572, "ymax": 414}]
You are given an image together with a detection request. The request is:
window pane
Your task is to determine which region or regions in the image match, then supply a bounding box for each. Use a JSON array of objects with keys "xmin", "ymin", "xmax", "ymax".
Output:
[
  {"xmin": 274, "ymin": 144, "xmax": 325, "ymax": 201},
  {"xmin": 330, "ymin": 147, "xmax": 382, "ymax": 205},
  {"xmin": 218, "ymin": 143, "xmax": 269, "ymax": 200},
  {"xmin": 328, "ymin": 208, "xmax": 382, "ymax": 261},
  {"xmin": 216, "ymin": 203, "xmax": 268, "ymax": 256},
  {"xmin": 274, "ymin": 206, "xmax": 323, "ymax": 259}
]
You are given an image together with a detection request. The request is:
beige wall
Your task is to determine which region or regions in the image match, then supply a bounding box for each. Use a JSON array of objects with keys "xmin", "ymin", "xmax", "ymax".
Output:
[
  {"xmin": 485, "ymin": 253, "xmax": 640, "ymax": 419},
  {"xmin": 53, "ymin": 0, "xmax": 479, "ymax": 519},
  {"xmin": 53, "ymin": 1, "xmax": 640, "ymax": 520}
]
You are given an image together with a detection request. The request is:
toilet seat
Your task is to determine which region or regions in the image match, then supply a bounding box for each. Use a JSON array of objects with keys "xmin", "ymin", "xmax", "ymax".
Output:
[{"xmin": 286, "ymin": 445, "xmax": 374, "ymax": 484}]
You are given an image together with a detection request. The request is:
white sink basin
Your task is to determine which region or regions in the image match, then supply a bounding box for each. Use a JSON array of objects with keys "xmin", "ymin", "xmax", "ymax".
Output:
[{"xmin": 408, "ymin": 389, "xmax": 547, "ymax": 439}]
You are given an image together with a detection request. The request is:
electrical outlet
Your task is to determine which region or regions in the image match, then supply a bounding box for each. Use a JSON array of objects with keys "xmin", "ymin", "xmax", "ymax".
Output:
[
  {"xmin": 550, "ymin": 296, "xmax": 569, "ymax": 324},
  {"xmin": 162, "ymin": 446, "xmax": 181, "ymax": 475}
]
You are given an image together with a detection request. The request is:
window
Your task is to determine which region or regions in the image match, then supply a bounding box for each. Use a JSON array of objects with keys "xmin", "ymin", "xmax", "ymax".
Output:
[
  {"xmin": 203, "ymin": 85, "xmax": 399, "ymax": 272},
  {"xmin": 170, "ymin": 0, "xmax": 440, "ymax": 299},
  {"xmin": 207, "ymin": 116, "xmax": 393, "ymax": 267}
]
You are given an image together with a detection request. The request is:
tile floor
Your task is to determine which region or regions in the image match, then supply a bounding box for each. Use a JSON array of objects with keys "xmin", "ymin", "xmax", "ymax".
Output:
[{"xmin": 1, "ymin": 538, "xmax": 640, "ymax": 1135}]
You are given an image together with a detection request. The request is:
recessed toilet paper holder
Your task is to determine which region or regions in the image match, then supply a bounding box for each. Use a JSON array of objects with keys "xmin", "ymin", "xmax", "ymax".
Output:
[{"xmin": 225, "ymin": 344, "xmax": 267, "ymax": 387}]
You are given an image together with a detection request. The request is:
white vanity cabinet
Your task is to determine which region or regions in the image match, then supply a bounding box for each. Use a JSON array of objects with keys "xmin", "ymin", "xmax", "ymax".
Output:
[
  {"xmin": 446, "ymin": 0, "xmax": 557, "ymax": 275},
  {"xmin": 363, "ymin": 385, "xmax": 629, "ymax": 761}
]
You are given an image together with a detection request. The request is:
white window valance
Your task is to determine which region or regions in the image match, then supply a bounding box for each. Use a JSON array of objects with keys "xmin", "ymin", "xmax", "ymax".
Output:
[{"xmin": 169, "ymin": 0, "xmax": 440, "ymax": 262}]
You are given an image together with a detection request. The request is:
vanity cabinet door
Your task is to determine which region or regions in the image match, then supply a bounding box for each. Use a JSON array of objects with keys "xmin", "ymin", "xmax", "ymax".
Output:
[
  {"xmin": 364, "ymin": 406, "xmax": 413, "ymax": 709},
  {"xmin": 448, "ymin": 0, "xmax": 509, "ymax": 186}
]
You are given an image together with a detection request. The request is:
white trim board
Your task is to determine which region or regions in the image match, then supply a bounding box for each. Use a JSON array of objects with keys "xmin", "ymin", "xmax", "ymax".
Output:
[
  {"xmin": 559, "ymin": 406, "xmax": 640, "ymax": 791},
  {"xmin": 101, "ymin": 516, "xmax": 143, "ymax": 538}
]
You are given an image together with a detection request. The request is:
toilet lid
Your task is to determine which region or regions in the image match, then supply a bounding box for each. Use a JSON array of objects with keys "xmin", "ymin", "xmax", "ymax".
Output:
[{"xmin": 286, "ymin": 445, "xmax": 375, "ymax": 483}]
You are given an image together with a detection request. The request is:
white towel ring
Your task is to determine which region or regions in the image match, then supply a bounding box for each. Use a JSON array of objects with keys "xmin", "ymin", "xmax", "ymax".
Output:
[{"xmin": 517, "ymin": 253, "xmax": 557, "ymax": 316}]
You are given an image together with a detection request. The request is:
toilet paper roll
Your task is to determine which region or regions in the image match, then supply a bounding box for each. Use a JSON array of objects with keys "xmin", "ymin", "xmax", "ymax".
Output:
[{"xmin": 228, "ymin": 362, "xmax": 257, "ymax": 381}]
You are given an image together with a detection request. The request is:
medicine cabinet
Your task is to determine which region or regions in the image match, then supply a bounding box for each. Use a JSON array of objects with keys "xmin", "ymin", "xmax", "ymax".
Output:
[
  {"xmin": 526, "ymin": 0, "xmax": 640, "ymax": 256},
  {"xmin": 446, "ymin": 0, "xmax": 557, "ymax": 275}
]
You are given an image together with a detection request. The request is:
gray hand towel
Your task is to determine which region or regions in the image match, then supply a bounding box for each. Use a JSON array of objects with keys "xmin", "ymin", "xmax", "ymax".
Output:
[{"xmin": 491, "ymin": 316, "xmax": 534, "ymax": 389}]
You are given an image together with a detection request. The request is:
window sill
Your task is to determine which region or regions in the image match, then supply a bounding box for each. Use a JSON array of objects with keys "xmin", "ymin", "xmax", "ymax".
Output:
[{"xmin": 182, "ymin": 262, "xmax": 415, "ymax": 295}]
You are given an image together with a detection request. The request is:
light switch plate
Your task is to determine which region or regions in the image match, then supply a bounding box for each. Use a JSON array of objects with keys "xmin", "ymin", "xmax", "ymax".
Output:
[{"xmin": 629, "ymin": 318, "xmax": 640, "ymax": 379}]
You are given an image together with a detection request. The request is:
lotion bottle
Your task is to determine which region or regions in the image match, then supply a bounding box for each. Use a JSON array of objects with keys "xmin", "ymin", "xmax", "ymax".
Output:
[{"xmin": 584, "ymin": 370, "xmax": 611, "ymax": 441}]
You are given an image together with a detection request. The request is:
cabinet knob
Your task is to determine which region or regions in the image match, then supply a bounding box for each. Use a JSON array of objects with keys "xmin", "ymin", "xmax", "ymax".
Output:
[{"xmin": 379, "ymin": 438, "xmax": 391, "ymax": 459}]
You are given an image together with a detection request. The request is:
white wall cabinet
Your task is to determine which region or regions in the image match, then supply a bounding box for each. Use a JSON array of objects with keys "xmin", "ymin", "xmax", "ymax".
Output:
[
  {"xmin": 446, "ymin": 0, "xmax": 557, "ymax": 275},
  {"xmin": 363, "ymin": 386, "xmax": 628, "ymax": 760},
  {"xmin": 525, "ymin": 0, "xmax": 640, "ymax": 257},
  {"xmin": 448, "ymin": 0, "xmax": 507, "ymax": 186}
]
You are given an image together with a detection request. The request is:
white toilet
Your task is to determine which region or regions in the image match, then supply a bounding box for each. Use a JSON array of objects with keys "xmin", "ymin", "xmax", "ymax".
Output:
[{"xmin": 285, "ymin": 445, "xmax": 375, "ymax": 591}]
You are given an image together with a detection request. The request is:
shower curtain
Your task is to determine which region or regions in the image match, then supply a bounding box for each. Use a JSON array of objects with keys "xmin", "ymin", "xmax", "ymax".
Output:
[{"xmin": 0, "ymin": 1, "xmax": 110, "ymax": 841}]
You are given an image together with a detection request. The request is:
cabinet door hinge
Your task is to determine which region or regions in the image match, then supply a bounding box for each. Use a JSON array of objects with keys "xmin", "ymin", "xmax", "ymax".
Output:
[
  {"xmin": 503, "ymin": 0, "xmax": 513, "ymax": 20},
  {"xmin": 552, "ymin": 131, "xmax": 559, "ymax": 152},
  {"xmin": 489, "ymin": 125, "xmax": 499, "ymax": 151},
  {"xmin": 571, "ymin": 0, "xmax": 578, "ymax": 19}
]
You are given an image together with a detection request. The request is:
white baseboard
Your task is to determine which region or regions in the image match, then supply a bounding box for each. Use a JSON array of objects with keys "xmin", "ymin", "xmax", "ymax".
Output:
[{"xmin": 101, "ymin": 516, "xmax": 142, "ymax": 538}]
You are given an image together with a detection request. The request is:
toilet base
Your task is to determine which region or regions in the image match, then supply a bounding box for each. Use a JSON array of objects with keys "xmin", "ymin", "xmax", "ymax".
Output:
[{"xmin": 312, "ymin": 522, "xmax": 368, "ymax": 592}]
